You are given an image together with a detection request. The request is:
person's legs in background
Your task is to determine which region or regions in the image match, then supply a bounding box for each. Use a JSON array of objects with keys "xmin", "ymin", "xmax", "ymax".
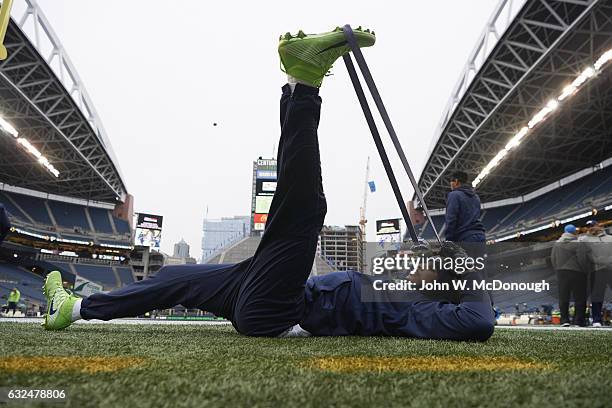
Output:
[
  {"xmin": 8, "ymin": 301, "xmax": 16, "ymax": 316},
  {"xmin": 557, "ymin": 270, "xmax": 571, "ymax": 325},
  {"xmin": 570, "ymin": 271, "xmax": 588, "ymax": 327},
  {"xmin": 589, "ymin": 268, "xmax": 608, "ymax": 326}
]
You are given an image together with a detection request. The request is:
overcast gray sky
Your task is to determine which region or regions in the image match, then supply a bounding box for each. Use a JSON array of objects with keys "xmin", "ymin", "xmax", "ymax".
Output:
[{"xmin": 35, "ymin": 0, "xmax": 496, "ymax": 260}]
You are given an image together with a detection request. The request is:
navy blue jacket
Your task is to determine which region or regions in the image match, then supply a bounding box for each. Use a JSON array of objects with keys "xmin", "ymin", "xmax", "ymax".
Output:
[
  {"xmin": 0, "ymin": 203, "xmax": 10, "ymax": 244},
  {"xmin": 300, "ymin": 271, "xmax": 494, "ymax": 340},
  {"xmin": 444, "ymin": 185, "xmax": 485, "ymax": 242}
]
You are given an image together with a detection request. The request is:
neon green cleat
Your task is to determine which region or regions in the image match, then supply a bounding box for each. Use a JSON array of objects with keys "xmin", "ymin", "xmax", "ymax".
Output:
[
  {"xmin": 42, "ymin": 270, "xmax": 79, "ymax": 330},
  {"xmin": 278, "ymin": 26, "xmax": 376, "ymax": 87}
]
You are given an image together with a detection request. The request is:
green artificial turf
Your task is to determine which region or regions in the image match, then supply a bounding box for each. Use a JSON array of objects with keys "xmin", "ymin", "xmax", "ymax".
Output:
[{"xmin": 0, "ymin": 323, "xmax": 611, "ymax": 408}]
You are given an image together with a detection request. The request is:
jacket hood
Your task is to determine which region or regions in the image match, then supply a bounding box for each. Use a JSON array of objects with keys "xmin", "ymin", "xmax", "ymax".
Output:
[
  {"xmin": 454, "ymin": 185, "xmax": 476, "ymax": 197},
  {"xmin": 557, "ymin": 232, "xmax": 577, "ymax": 242}
]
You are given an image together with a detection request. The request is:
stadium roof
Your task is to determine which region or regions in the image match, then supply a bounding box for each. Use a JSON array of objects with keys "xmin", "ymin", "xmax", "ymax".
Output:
[
  {"xmin": 417, "ymin": 0, "xmax": 612, "ymax": 208},
  {"xmin": 0, "ymin": 1, "xmax": 127, "ymax": 202}
]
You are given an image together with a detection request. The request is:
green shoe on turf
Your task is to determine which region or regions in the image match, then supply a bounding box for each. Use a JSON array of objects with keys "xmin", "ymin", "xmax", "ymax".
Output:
[
  {"xmin": 42, "ymin": 270, "xmax": 79, "ymax": 331},
  {"xmin": 278, "ymin": 26, "xmax": 376, "ymax": 87}
]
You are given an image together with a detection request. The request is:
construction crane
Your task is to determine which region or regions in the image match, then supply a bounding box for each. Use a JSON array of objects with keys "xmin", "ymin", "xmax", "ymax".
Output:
[{"xmin": 358, "ymin": 156, "xmax": 370, "ymax": 241}]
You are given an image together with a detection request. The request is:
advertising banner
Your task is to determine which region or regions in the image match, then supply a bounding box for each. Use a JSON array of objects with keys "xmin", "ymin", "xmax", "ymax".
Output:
[{"xmin": 376, "ymin": 218, "xmax": 401, "ymax": 235}]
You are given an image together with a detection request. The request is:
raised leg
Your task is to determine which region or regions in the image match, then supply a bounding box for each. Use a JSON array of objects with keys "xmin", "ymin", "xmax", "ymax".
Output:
[{"xmin": 232, "ymin": 84, "xmax": 327, "ymax": 336}]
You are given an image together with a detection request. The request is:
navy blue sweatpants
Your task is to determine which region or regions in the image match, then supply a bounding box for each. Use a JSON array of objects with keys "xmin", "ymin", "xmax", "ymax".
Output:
[{"xmin": 81, "ymin": 83, "xmax": 327, "ymax": 337}]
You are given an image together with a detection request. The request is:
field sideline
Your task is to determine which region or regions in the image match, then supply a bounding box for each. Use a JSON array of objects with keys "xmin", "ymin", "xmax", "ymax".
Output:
[{"xmin": 1, "ymin": 323, "xmax": 611, "ymax": 407}]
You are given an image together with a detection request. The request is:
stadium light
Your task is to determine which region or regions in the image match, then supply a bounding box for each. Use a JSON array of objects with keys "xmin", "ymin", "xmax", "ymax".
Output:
[
  {"xmin": 0, "ymin": 114, "xmax": 61, "ymax": 178},
  {"xmin": 0, "ymin": 116, "xmax": 18, "ymax": 137},
  {"xmin": 12, "ymin": 227, "xmax": 50, "ymax": 241},
  {"xmin": 16, "ymin": 138, "xmax": 60, "ymax": 177},
  {"xmin": 594, "ymin": 50, "xmax": 612, "ymax": 70},
  {"xmin": 558, "ymin": 84, "xmax": 576, "ymax": 101},
  {"xmin": 558, "ymin": 211, "xmax": 593, "ymax": 224},
  {"xmin": 504, "ymin": 127, "xmax": 529, "ymax": 150},
  {"xmin": 473, "ymin": 47, "xmax": 612, "ymax": 188}
]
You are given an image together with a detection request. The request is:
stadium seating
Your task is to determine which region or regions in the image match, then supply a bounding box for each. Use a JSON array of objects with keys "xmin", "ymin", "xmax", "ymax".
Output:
[
  {"xmin": 72, "ymin": 264, "xmax": 119, "ymax": 290},
  {"xmin": 116, "ymin": 267, "xmax": 135, "ymax": 285},
  {"xmin": 0, "ymin": 192, "xmax": 28, "ymax": 221},
  {"xmin": 99, "ymin": 240, "xmax": 131, "ymax": 247},
  {"xmin": 480, "ymin": 206, "xmax": 513, "ymax": 232},
  {"xmin": 0, "ymin": 190, "xmax": 131, "ymax": 239},
  {"xmin": 47, "ymin": 200, "xmax": 90, "ymax": 231},
  {"xmin": 492, "ymin": 166, "xmax": 612, "ymax": 235},
  {"xmin": 49, "ymin": 261, "xmax": 75, "ymax": 275},
  {"xmin": 8, "ymin": 192, "xmax": 53, "ymax": 225},
  {"xmin": 488, "ymin": 265, "xmax": 558, "ymax": 312},
  {"xmin": 495, "ymin": 194, "xmax": 553, "ymax": 231},
  {"xmin": 0, "ymin": 263, "xmax": 45, "ymax": 304},
  {"xmin": 420, "ymin": 215, "xmax": 445, "ymax": 240},
  {"xmin": 32, "ymin": 260, "xmax": 75, "ymax": 279},
  {"xmin": 88, "ymin": 207, "xmax": 114, "ymax": 234},
  {"xmin": 418, "ymin": 165, "xmax": 612, "ymax": 240},
  {"xmin": 114, "ymin": 218, "xmax": 131, "ymax": 234},
  {"xmin": 0, "ymin": 260, "xmax": 133, "ymax": 303},
  {"xmin": 38, "ymin": 260, "xmax": 134, "ymax": 289}
]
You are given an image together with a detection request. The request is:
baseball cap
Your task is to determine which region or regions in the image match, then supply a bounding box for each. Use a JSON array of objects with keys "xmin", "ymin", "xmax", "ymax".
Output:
[
  {"xmin": 585, "ymin": 220, "xmax": 598, "ymax": 227},
  {"xmin": 564, "ymin": 224, "xmax": 577, "ymax": 234}
]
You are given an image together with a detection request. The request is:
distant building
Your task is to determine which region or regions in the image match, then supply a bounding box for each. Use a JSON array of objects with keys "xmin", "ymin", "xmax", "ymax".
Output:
[
  {"xmin": 173, "ymin": 238, "xmax": 190, "ymax": 258},
  {"xmin": 166, "ymin": 238, "xmax": 197, "ymax": 265},
  {"xmin": 205, "ymin": 234, "xmax": 336, "ymax": 277},
  {"xmin": 165, "ymin": 255, "xmax": 197, "ymax": 266},
  {"xmin": 131, "ymin": 246, "xmax": 166, "ymax": 280},
  {"xmin": 201, "ymin": 216, "xmax": 251, "ymax": 263},
  {"xmin": 318, "ymin": 225, "xmax": 364, "ymax": 272}
]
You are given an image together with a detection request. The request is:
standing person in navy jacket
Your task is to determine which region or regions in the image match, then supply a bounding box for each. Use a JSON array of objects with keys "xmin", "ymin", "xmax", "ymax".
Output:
[{"xmin": 445, "ymin": 171, "xmax": 486, "ymax": 244}]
